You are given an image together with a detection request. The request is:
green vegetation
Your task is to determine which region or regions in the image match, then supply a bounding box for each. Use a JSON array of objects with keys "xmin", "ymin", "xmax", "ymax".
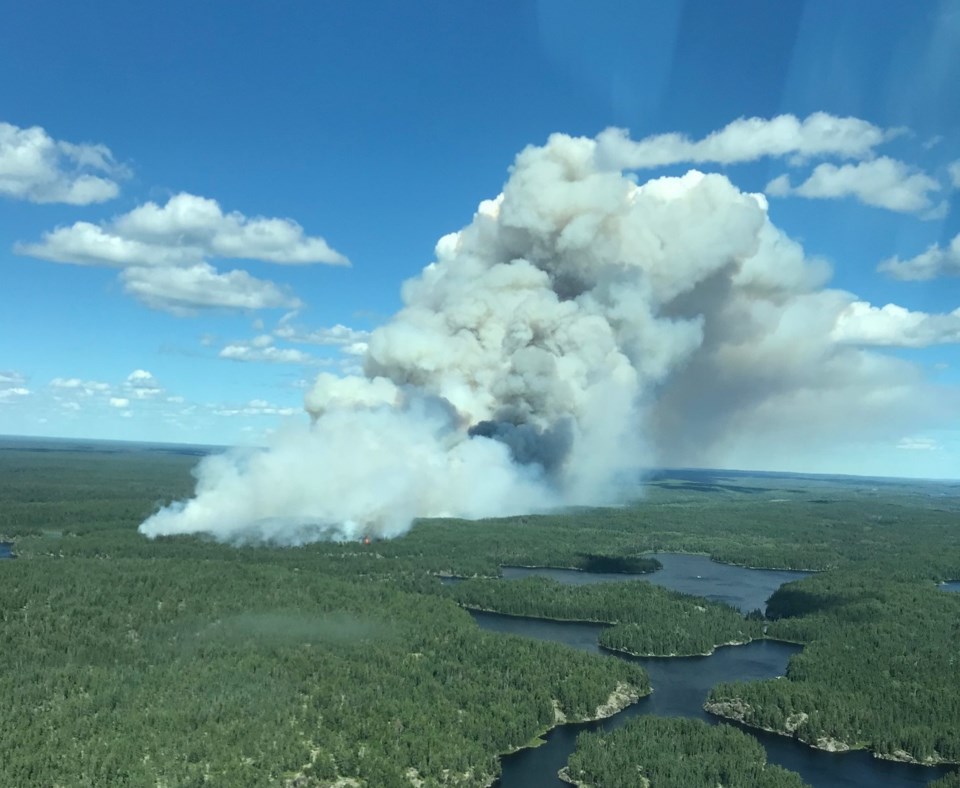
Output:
[
  {"xmin": 566, "ymin": 554, "xmax": 661, "ymax": 574},
  {"xmin": 0, "ymin": 551, "xmax": 649, "ymax": 787},
  {"xmin": 2, "ymin": 441, "xmax": 960, "ymax": 784},
  {"xmin": 931, "ymin": 771, "xmax": 960, "ymax": 787},
  {"xmin": 563, "ymin": 716, "xmax": 808, "ymax": 787},
  {"xmin": 0, "ymin": 445, "xmax": 651, "ymax": 787},
  {"xmin": 449, "ymin": 576, "xmax": 760, "ymax": 656},
  {"xmin": 707, "ymin": 567, "xmax": 960, "ymax": 764}
]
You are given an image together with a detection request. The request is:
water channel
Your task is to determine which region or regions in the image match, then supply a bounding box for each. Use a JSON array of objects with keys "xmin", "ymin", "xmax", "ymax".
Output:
[
  {"xmin": 502, "ymin": 552, "xmax": 810, "ymax": 613},
  {"xmin": 470, "ymin": 554, "xmax": 954, "ymax": 787}
]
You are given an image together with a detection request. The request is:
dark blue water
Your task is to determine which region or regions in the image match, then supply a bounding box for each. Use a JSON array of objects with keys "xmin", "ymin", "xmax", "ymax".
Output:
[
  {"xmin": 0, "ymin": 542, "xmax": 13, "ymax": 559},
  {"xmin": 941, "ymin": 581, "xmax": 960, "ymax": 593},
  {"xmin": 471, "ymin": 560, "xmax": 955, "ymax": 787},
  {"xmin": 502, "ymin": 552, "xmax": 811, "ymax": 613}
]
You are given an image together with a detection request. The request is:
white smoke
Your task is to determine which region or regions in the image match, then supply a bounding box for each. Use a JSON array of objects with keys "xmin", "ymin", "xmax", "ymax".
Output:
[{"xmin": 140, "ymin": 130, "xmax": 952, "ymax": 544}]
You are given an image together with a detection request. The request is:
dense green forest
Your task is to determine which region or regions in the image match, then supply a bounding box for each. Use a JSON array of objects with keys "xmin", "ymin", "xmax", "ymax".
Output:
[
  {"xmin": 563, "ymin": 717, "xmax": 808, "ymax": 787},
  {"xmin": 707, "ymin": 567, "xmax": 960, "ymax": 764},
  {"xmin": 449, "ymin": 576, "xmax": 760, "ymax": 656},
  {"xmin": 2, "ymin": 440, "xmax": 960, "ymax": 784},
  {"xmin": 931, "ymin": 772, "xmax": 960, "ymax": 788},
  {"xmin": 0, "ymin": 550, "xmax": 648, "ymax": 786}
]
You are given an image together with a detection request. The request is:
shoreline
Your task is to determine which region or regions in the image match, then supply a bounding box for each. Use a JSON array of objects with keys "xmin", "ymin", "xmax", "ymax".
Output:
[
  {"xmin": 638, "ymin": 548, "xmax": 825, "ymax": 575},
  {"xmin": 556, "ymin": 766, "xmax": 587, "ymax": 787},
  {"xmin": 557, "ymin": 765, "xmax": 651, "ymax": 788},
  {"xmin": 704, "ymin": 700, "xmax": 959, "ymax": 767},
  {"xmin": 442, "ymin": 553, "xmax": 821, "ymax": 581},
  {"xmin": 463, "ymin": 605, "xmax": 769, "ymax": 659},
  {"xmin": 600, "ymin": 637, "xmax": 754, "ymax": 659},
  {"xmin": 500, "ymin": 563, "xmax": 659, "ymax": 576},
  {"xmin": 437, "ymin": 563, "xmax": 659, "ymax": 581},
  {"xmin": 461, "ymin": 604, "xmax": 613, "ymax": 626},
  {"xmin": 491, "ymin": 682, "xmax": 648, "ymax": 787}
]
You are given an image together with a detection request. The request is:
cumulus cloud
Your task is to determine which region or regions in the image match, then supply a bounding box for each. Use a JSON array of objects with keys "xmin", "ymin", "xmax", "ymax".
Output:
[
  {"xmin": 832, "ymin": 301, "xmax": 960, "ymax": 347},
  {"xmin": 595, "ymin": 112, "xmax": 891, "ymax": 170},
  {"xmin": 18, "ymin": 223, "xmax": 189, "ymax": 268},
  {"xmin": 16, "ymin": 192, "xmax": 347, "ymax": 314},
  {"xmin": 275, "ymin": 320, "xmax": 369, "ymax": 346},
  {"xmin": 213, "ymin": 399, "xmax": 300, "ymax": 417},
  {"xmin": 219, "ymin": 340, "xmax": 316, "ymax": 365},
  {"xmin": 878, "ymin": 234, "xmax": 960, "ymax": 280},
  {"xmin": 766, "ymin": 157, "xmax": 941, "ymax": 214},
  {"xmin": 0, "ymin": 370, "xmax": 28, "ymax": 386},
  {"xmin": 949, "ymin": 160, "xmax": 960, "ymax": 189},
  {"xmin": 109, "ymin": 397, "xmax": 130, "ymax": 408},
  {"xmin": 0, "ymin": 121, "xmax": 128, "ymax": 204},
  {"xmin": 50, "ymin": 377, "xmax": 111, "ymax": 396},
  {"xmin": 0, "ymin": 387, "xmax": 31, "ymax": 401},
  {"xmin": 125, "ymin": 369, "xmax": 163, "ymax": 400},
  {"xmin": 273, "ymin": 319, "xmax": 371, "ymax": 357},
  {"xmin": 121, "ymin": 263, "xmax": 301, "ymax": 315},
  {"xmin": 141, "ymin": 125, "xmax": 957, "ymax": 546},
  {"xmin": 19, "ymin": 192, "xmax": 348, "ymax": 267},
  {"xmin": 0, "ymin": 370, "xmax": 30, "ymax": 403},
  {"xmin": 897, "ymin": 436, "xmax": 939, "ymax": 451}
]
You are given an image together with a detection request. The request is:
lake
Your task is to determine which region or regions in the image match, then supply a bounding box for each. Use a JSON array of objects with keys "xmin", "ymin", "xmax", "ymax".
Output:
[
  {"xmin": 471, "ymin": 558, "xmax": 953, "ymax": 787},
  {"xmin": 0, "ymin": 543, "xmax": 13, "ymax": 559},
  {"xmin": 502, "ymin": 552, "xmax": 811, "ymax": 613},
  {"xmin": 941, "ymin": 581, "xmax": 960, "ymax": 593}
]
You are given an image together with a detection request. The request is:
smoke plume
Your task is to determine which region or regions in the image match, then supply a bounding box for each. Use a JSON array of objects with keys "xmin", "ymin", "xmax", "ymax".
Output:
[{"xmin": 140, "ymin": 131, "xmax": 948, "ymax": 544}]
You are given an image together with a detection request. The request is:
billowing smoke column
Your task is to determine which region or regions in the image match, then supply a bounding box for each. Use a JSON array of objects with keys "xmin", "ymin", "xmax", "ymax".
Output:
[{"xmin": 140, "ymin": 132, "xmax": 936, "ymax": 544}]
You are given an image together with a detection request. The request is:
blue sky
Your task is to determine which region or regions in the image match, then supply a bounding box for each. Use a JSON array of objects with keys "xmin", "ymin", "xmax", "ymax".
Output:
[{"xmin": 2, "ymin": 0, "xmax": 958, "ymax": 479}]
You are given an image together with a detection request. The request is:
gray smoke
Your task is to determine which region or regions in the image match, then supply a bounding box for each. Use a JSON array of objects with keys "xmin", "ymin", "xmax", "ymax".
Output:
[{"xmin": 140, "ymin": 130, "xmax": 948, "ymax": 544}]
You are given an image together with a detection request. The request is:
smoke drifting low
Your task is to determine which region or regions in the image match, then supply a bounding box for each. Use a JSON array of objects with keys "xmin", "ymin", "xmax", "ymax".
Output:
[{"xmin": 140, "ymin": 131, "xmax": 946, "ymax": 544}]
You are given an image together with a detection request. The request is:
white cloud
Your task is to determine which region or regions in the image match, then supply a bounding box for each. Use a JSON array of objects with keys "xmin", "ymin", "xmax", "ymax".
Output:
[
  {"xmin": 17, "ymin": 191, "xmax": 343, "ymax": 314},
  {"xmin": 213, "ymin": 398, "xmax": 300, "ymax": 417},
  {"xmin": 878, "ymin": 234, "xmax": 960, "ymax": 280},
  {"xmin": 49, "ymin": 377, "xmax": 111, "ymax": 396},
  {"xmin": 949, "ymin": 160, "xmax": 960, "ymax": 189},
  {"xmin": 127, "ymin": 369, "xmax": 157, "ymax": 384},
  {"xmin": 19, "ymin": 222, "xmax": 194, "ymax": 268},
  {"xmin": 832, "ymin": 301, "xmax": 960, "ymax": 347},
  {"xmin": 274, "ymin": 320, "xmax": 371, "ymax": 348},
  {"xmin": 219, "ymin": 343, "xmax": 316, "ymax": 365},
  {"xmin": 595, "ymin": 113, "xmax": 891, "ymax": 170},
  {"xmin": 0, "ymin": 387, "xmax": 30, "ymax": 402},
  {"xmin": 0, "ymin": 121, "xmax": 128, "ymax": 204},
  {"xmin": 19, "ymin": 192, "xmax": 348, "ymax": 267},
  {"xmin": 109, "ymin": 397, "xmax": 130, "ymax": 408},
  {"xmin": 121, "ymin": 264, "xmax": 302, "ymax": 315},
  {"xmin": 897, "ymin": 436, "xmax": 940, "ymax": 451},
  {"xmin": 0, "ymin": 370, "xmax": 27, "ymax": 386},
  {"xmin": 124, "ymin": 369, "xmax": 163, "ymax": 399},
  {"xmin": 766, "ymin": 157, "xmax": 941, "ymax": 214}
]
